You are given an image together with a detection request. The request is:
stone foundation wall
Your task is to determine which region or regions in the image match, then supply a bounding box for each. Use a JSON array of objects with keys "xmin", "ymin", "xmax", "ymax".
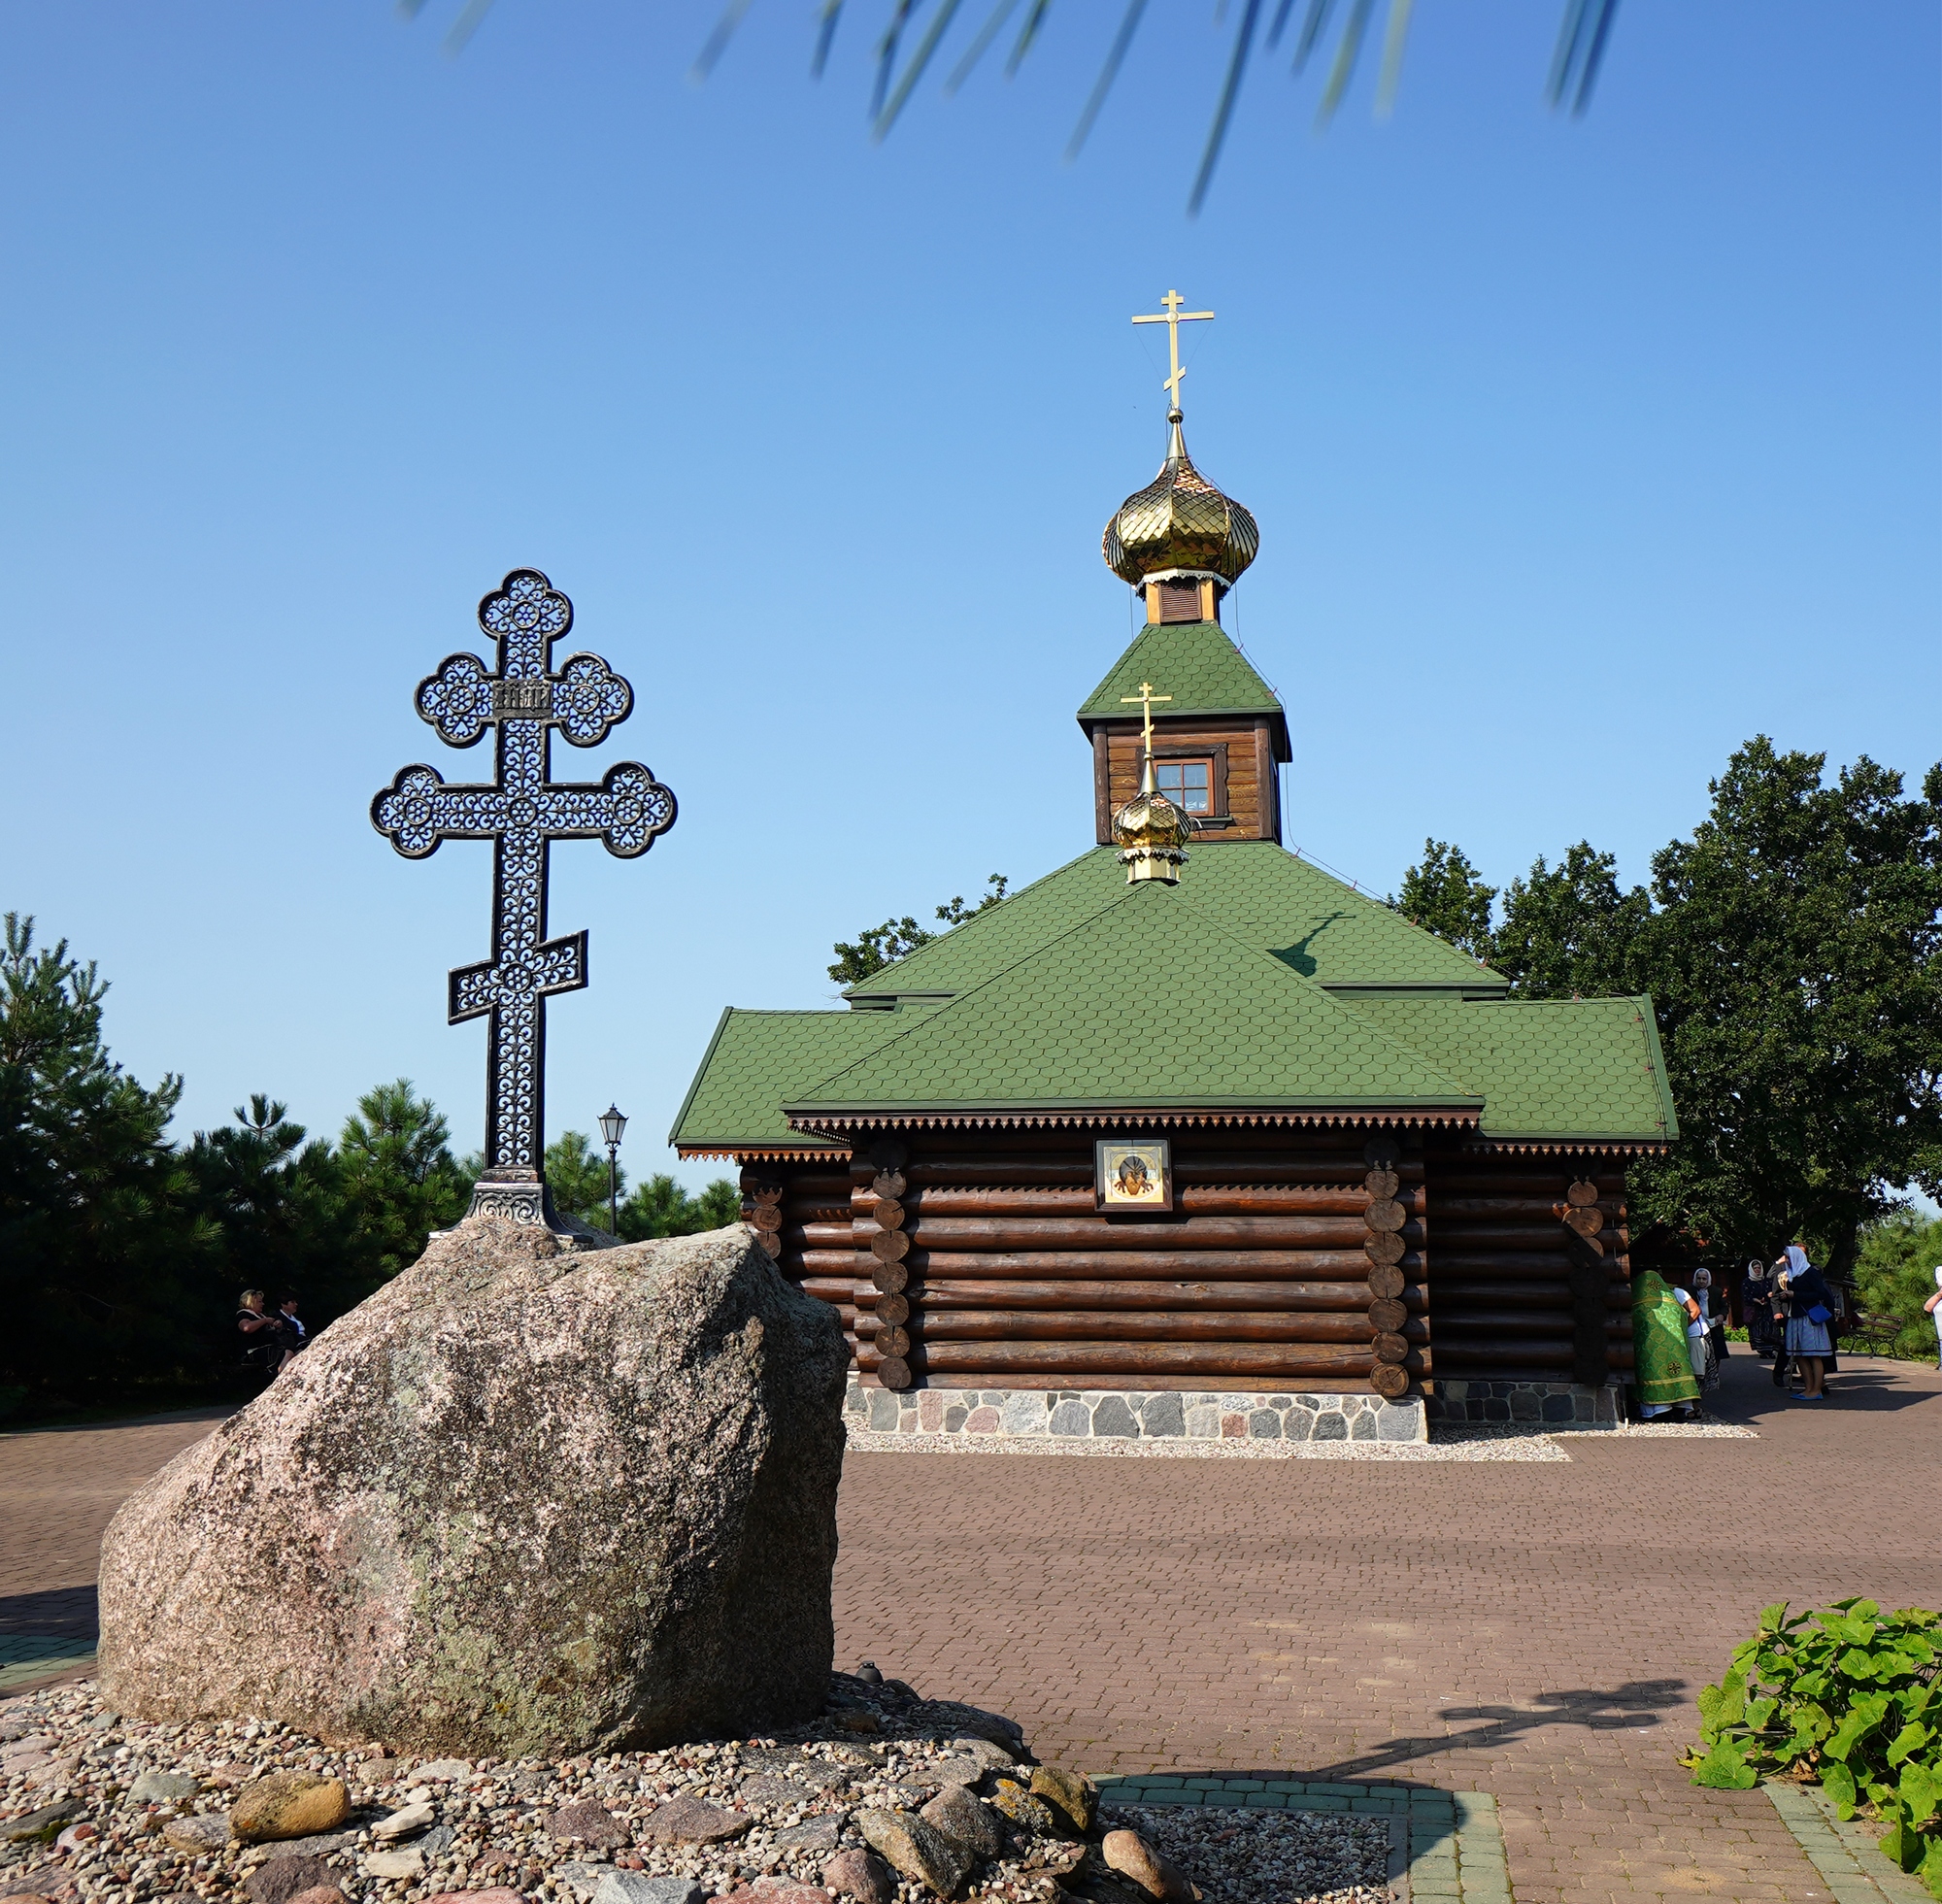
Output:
[
  {"xmin": 844, "ymin": 1379, "xmax": 1428, "ymax": 1445},
  {"xmin": 1424, "ymin": 1378, "xmax": 1624, "ymax": 1427}
]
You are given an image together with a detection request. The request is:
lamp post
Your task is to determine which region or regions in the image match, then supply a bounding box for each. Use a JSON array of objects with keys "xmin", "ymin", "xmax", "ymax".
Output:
[{"xmin": 598, "ymin": 1103, "xmax": 627, "ymax": 1236}]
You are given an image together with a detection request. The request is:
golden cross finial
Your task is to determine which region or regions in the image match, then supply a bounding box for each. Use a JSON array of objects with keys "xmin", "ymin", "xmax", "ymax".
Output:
[
  {"xmin": 1131, "ymin": 288, "xmax": 1214, "ymax": 413},
  {"xmin": 1121, "ymin": 681, "xmax": 1173, "ymax": 789}
]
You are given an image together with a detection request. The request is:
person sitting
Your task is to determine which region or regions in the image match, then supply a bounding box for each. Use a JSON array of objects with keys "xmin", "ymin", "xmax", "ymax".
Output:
[
  {"xmin": 237, "ymin": 1288, "xmax": 294, "ymax": 1376},
  {"xmin": 277, "ymin": 1293, "xmax": 307, "ymax": 1353}
]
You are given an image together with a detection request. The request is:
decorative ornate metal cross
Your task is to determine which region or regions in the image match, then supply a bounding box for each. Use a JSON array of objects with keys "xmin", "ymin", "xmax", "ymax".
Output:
[{"xmin": 371, "ymin": 568, "xmax": 676, "ymax": 1228}]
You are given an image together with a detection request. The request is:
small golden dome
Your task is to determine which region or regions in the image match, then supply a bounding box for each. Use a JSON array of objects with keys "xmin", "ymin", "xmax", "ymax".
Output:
[
  {"xmin": 1102, "ymin": 410, "xmax": 1260, "ymax": 588},
  {"xmin": 1112, "ymin": 775, "xmax": 1192, "ymax": 885}
]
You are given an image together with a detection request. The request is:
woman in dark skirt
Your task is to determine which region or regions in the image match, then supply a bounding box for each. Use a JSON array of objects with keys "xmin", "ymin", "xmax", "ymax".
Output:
[{"xmin": 1782, "ymin": 1243, "xmax": 1835, "ymax": 1402}]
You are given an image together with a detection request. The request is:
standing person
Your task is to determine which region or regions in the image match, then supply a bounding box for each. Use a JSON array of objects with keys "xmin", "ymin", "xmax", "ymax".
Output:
[
  {"xmin": 1631, "ymin": 1268, "xmax": 1702, "ymax": 1420},
  {"xmin": 1743, "ymin": 1259, "xmax": 1777, "ymax": 1360},
  {"xmin": 1925, "ymin": 1262, "xmax": 1942, "ymax": 1370},
  {"xmin": 1782, "ymin": 1241, "xmax": 1835, "ymax": 1402},
  {"xmin": 1693, "ymin": 1266, "xmax": 1727, "ymax": 1369},
  {"xmin": 1770, "ymin": 1254, "xmax": 1794, "ymax": 1389}
]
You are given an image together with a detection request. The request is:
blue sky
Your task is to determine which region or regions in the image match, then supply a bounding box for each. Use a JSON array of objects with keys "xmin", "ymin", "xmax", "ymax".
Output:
[{"xmin": 2, "ymin": 2, "xmax": 1937, "ymax": 1185}]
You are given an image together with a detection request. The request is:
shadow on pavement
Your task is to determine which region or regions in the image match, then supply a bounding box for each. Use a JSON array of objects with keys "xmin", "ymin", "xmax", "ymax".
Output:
[{"xmin": 1287, "ymin": 1678, "xmax": 1690, "ymax": 1783}]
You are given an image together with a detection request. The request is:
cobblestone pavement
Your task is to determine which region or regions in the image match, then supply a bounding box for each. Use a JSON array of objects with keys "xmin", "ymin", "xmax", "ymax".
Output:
[
  {"xmin": 833, "ymin": 1353, "xmax": 1942, "ymax": 1904},
  {"xmin": 6, "ymin": 1358, "xmax": 1937, "ymax": 1902}
]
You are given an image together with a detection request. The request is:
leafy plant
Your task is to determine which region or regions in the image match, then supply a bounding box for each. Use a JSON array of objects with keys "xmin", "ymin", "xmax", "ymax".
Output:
[{"xmin": 1688, "ymin": 1600, "xmax": 1942, "ymax": 1896}]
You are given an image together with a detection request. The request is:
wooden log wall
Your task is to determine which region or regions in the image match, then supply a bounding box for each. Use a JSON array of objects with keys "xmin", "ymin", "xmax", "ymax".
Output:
[
  {"xmin": 1423, "ymin": 1156, "xmax": 1633, "ymax": 1384},
  {"xmin": 752, "ymin": 1130, "xmax": 1431, "ymax": 1396}
]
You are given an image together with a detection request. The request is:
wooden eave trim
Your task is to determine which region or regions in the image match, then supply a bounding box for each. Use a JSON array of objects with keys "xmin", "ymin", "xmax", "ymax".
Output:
[
  {"xmin": 675, "ymin": 1143, "xmax": 852, "ymax": 1161},
  {"xmin": 1459, "ymin": 1137, "xmax": 1672, "ymax": 1156}
]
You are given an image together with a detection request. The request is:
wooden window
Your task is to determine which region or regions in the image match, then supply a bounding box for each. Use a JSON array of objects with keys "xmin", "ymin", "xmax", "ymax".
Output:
[
  {"xmin": 1155, "ymin": 756, "xmax": 1214, "ymax": 815},
  {"xmin": 1157, "ymin": 580, "xmax": 1200, "ymax": 622}
]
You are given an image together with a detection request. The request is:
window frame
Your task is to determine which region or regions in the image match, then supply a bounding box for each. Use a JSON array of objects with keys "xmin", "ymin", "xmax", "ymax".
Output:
[{"xmin": 1151, "ymin": 743, "xmax": 1229, "ymax": 820}]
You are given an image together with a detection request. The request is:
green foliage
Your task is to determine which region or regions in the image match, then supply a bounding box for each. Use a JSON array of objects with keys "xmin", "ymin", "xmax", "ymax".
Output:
[
  {"xmin": 1391, "ymin": 841, "xmax": 1496, "ymax": 958},
  {"xmin": 1688, "ymin": 1600, "xmax": 1942, "ymax": 1894},
  {"xmin": 829, "ymin": 874, "xmax": 1010, "ymax": 985},
  {"xmin": 1854, "ymin": 1209, "xmax": 1942, "ymax": 1360},
  {"xmin": 617, "ymin": 1173, "xmax": 743, "ymax": 1242},
  {"xmin": 337, "ymin": 1080, "xmax": 470, "ymax": 1288},
  {"xmin": 544, "ymin": 1129, "xmax": 622, "ymax": 1231},
  {"xmin": 1400, "ymin": 741, "xmax": 1942, "ymax": 1272},
  {"xmin": 0, "ymin": 913, "xmax": 217, "ymax": 1401},
  {"xmin": 1630, "ymin": 744, "xmax": 1942, "ymax": 1273},
  {"xmin": 1491, "ymin": 843, "xmax": 1651, "ymax": 1000}
]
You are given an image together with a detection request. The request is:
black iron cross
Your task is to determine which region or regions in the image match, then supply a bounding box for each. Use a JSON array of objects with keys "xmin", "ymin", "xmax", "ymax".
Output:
[{"xmin": 372, "ymin": 568, "xmax": 676, "ymax": 1227}]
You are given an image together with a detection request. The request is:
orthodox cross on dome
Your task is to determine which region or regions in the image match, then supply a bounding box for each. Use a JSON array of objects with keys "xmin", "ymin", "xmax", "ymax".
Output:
[
  {"xmin": 1121, "ymin": 680, "xmax": 1174, "ymax": 783},
  {"xmin": 1131, "ymin": 288, "xmax": 1214, "ymax": 414},
  {"xmin": 371, "ymin": 568, "xmax": 676, "ymax": 1230}
]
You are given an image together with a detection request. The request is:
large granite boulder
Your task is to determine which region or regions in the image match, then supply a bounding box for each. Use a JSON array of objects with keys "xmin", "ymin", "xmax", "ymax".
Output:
[{"xmin": 97, "ymin": 1219, "xmax": 849, "ymax": 1755}]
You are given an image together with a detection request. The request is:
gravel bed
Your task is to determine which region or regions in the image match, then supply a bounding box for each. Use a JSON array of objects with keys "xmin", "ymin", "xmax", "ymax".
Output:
[
  {"xmin": 0, "ymin": 1677, "xmax": 1094, "ymax": 1904},
  {"xmin": 1100, "ymin": 1806, "xmax": 1391, "ymax": 1904}
]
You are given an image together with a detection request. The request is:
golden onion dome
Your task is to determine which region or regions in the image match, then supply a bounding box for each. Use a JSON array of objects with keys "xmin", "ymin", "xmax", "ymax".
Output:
[
  {"xmin": 1112, "ymin": 770, "xmax": 1192, "ymax": 885},
  {"xmin": 1102, "ymin": 410, "xmax": 1260, "ymax": 588}
]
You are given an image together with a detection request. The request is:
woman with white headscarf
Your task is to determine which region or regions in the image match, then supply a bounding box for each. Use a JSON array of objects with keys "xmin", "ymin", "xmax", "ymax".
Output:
[{"xmin": 1782, "ymin": 1241, "xmax": 1836, "ymax": 1401}]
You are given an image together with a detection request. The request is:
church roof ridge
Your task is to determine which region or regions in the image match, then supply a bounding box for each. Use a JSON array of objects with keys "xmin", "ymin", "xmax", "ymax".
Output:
[{"xmin": 789, "ymin": 879, "xmax": 1483, "ymax": 1119}]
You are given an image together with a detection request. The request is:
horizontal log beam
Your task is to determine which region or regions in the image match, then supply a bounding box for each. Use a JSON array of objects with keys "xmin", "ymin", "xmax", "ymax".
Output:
[
  {"xmin": 1434, "ymin": 1196, "xmax": 1623, "ymax": 1219},
  {"xmin": 1432, "ymin": 1343, "xmax": 1574, "ymax": 1369},
  {"xmin": 897, "ymin": 1341, "xmax": 1382, "ymax": 1377},
  {"xmin": 911, "ymin": 1278, "xmax": 1427, "ymax": 1313},
  {"xmin": 909, "ymin": 1310, "xmax": 1432, "ymax": 1345},
  {"xmin": 907, "ymin": 1216, "xmax": 1423, "ymax": 1251},
  {"xmin": 855, "ymin": 1186, "xmax": 1423, "ymax": 1218},
  {"xmin": 913, "ymin": 1249, "xmax": 1422, "ymax": 1280}
]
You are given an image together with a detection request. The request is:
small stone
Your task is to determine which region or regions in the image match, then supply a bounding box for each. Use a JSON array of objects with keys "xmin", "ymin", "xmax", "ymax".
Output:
[
  {"xmin": 423, "ymin": 1891, "xmax": 527, "ymax": 1904},
  {"xmin": 920, "ymin": 1755, "xmax": 986, "ymax": 1787},
  {"xmin": 550, "ymin": 1798, "xmax": 629, "ymax": 1847},
  {"xmin": 1090, "ymin": 1396, "xmax": 1139, "ymax": 1438},
  {"xmin": 746, "ymin": 1883, "xmax": 827, "ymax": 1904},
  {"xmin": 987, "ymin": 1780, "xmax": 1057, "ymax": 1836},
  {"xmin": 822, "ymin": 1850, "xmax": 895, "ymax": 1904},
  {"xmin": 1028, "ymin": 1768, "xmax": 1095, "ymax": 1833},
  {"xmin": 363, "ymin": 1847, "xmax": 425, "ymax": 1881},
  {"xmin": 1100, "ymin": 1830, "xmax": 1194, "ymax": 1904},
  {"xmin": 854, "ymin": 1662, "xmax": 884, "ymax": 1684},
  {"xmin": 127, "ymin": 1768, "xmax": 202, "ymax": 1806},
  {"xmin": 0, "ymin": 1802, "xmax": 81, "ymax": 1845},
  {"xmin": 737, "ymin": 1773, "xmax": 816, "ymax": 1809},
  {"xmin": 552, "ymin": 1861, "xmax": 614, "ymax": 1902},
  {"xmin": 590, "ymin": 1875, "xmax": 708, "ymax": 1904},
  {"xmin": 858, "ymin": 1809, "xmax": 973, "ymax": 1898},
  {"xmin": 285, "ymin": 1889, "xmax": 347, "ymax": 1904},
  {"xmin": 374, "ymin": 1801, "xmax": 438, "ymax": 1841},
  {"xmin": 246, "ymin": 1854, "xmax": 340, "ymax": 1904},
  {"xmin": 920, "ymin": 1785, "xmax": 1003, "ymax": 1858},
  {"xmin": 919, "ymin": 1703, "xmax": 1024, "ymax": 1751},
  {"xmin": 771, "ymin": 1817, "xmax": 841, "ymax": 1853},
  {"xmin": 52, "ymin": 1823, "xmax": 99, "ymax": 1855},
  {"xmin": 637, "ymin": 1791, "xmax": 752, "ymax": 1845},
  {"xmin": 408, "ymin": 1757, "xmax": 474, "ymax": 1782},
  {"xmin": 162, "ymin": 1811, "xmax": 230, "ymax": 1852},
  {"xmin": 941, "ymin": 1737, "xmax": 1018, "ymax": 1771},
  {"xmin": 270, "ymin": 1829, "xmax": 360, "ymax": 1858},
  {"xmin": 830, "ymin": 1708, "xmax": 883, "ymax": 1736},
  {"xmin": 231, "ymin": 1772, "xmax": 351, "ymax": 1844}
]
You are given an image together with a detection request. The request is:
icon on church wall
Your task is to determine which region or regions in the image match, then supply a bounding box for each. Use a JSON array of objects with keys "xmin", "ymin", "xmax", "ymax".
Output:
[{"xmin": 1095, "ymin": 1138, "xmax": 1172, "ymax": 1212}]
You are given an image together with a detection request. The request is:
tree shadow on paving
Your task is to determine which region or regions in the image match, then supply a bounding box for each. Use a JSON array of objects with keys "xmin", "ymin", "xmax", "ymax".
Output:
[
  {"xmin": 1290, "ymin": 1679, "xmax": 1690, "ymax": 1783},
  {"xmin": 1718, "ymin": 1367, "xmax": 1936, "ymax": 1424},
  {"xmin": 0, "ymin": 1585, "xmax": 98, "ymax": 1643}
]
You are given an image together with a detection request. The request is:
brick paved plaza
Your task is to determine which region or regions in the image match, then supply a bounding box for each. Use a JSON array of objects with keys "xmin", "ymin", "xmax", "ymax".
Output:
[{"xmin": 5, "ymin": 1354, "xmax": 1937, "ymax": 1903}]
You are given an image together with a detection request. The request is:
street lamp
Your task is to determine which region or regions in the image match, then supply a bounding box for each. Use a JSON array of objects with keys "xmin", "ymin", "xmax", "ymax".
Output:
[{"xmin": 598, "ymin": 1103, "xmax": 627, "ymax": 1235}]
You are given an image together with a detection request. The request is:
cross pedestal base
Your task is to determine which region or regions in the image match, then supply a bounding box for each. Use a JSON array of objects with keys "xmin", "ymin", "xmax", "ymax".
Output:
[{"xmin": 466, "ymin": 1170, "xmax": 615, "ymax": 1248}]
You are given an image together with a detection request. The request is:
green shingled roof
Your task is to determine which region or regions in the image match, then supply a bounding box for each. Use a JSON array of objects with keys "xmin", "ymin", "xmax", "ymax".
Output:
[
  {"xmin": 846, "ymin": 843, "xmax": 1504, "ymax": 1001},
  {"xmin": 1077, "ymin": 620, "xmax": 1286, "ymax": 726},
  {"xmin": 790, "ymin": 881, "xmax": 1480, "ymax": 1115},
  {"xmin": 1336, "ymin": 994, "xmax": 1679, "ymax": 1143},
  {"xmin": 668, "ymin": 1008, "xmax": 925, "ymax": 1152}
]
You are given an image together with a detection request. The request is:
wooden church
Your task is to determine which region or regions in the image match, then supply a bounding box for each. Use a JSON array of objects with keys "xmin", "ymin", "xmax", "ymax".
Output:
[{"xmin": 672, "ymin": 315, "xmax": 1677, "ymax": 1442}]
